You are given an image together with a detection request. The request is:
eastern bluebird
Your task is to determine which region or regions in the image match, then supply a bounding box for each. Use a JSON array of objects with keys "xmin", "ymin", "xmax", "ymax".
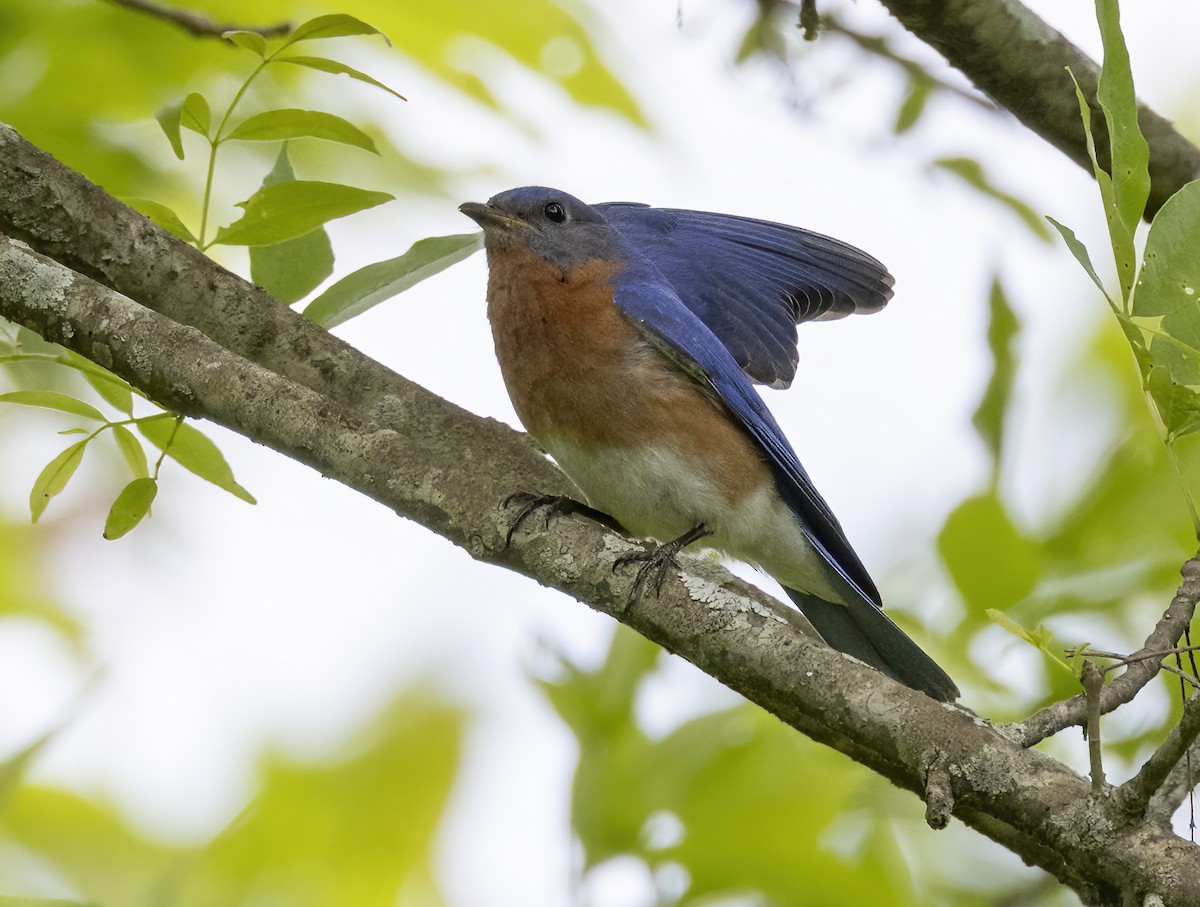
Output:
[{"xmin": 461, "ymin": 187, "xmax": 959, "ymax": 702}]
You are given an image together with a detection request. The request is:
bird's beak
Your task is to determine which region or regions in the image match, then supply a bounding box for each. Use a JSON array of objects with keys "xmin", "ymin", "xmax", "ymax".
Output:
[{"xmin": 459, "ymin": 201, "xmax": 525, "ymax": 231}]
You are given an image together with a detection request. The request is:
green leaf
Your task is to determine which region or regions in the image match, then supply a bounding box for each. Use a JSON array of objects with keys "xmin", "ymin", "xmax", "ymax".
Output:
[
  {"xmin": 0, "ymin": 390, "xmax": 105, "ymax": 421},
  {"xmin": 249, "ymin": 145, "xmax": 334, "ymax": 303},
  {"xmin": 938, "ymin": 492, "xmax": 1041, "ymax": 614},
  {"xmin": 284, "ymin": 13, "xmax": 390, "ymax": 46},
  {"xmin": 933, "ymin": 157, "xmax": 1053, "ymax": 242},
  {"xmin": 30, "ymin": 441, "xmax": 87, "ymax": 522},
  {"xmin": 223, "ymin": 29, "xmax": 268, "ymax": 56},
  {"xmin": 181, "ymin": 91, "xmax": 211, "ymax": 138},
  {"xmin": 274, "ymin": 55, "xmax": 406, "ymax": 101},
  {"xmin": 304, "ymin": 232, "xmax": 481, "ymax": 328},
  {"xmin": 971, "ymin": 277, "xmax": 1019, "ymax": 474},
  {"xmin": 138, "ymin": 415, "xmax": 256, "ymax": 504},
  {"xmin": 1095, "ymin": 0, "xmax": 1150, "ymax": 244},
  {"xmin": 65, "ymin": 351, "xmax": 135, "ymax": 415},
  {"xmin": 18, "ymin": 349, "xmax": 148, "ymax": 406},
  {"xmin": 1128, "ymin": 181, "xmax": 1200, "ymax": 398},
  {"xmin": 1148, "ymin": 367, "xmax": 1200, "ymax": 440},
  {"xmin": 154, "ymin": 99, "xmax": 186, "ymax": 159},
  {"xmin": 225, "ymin": 109, "xmax": 378, "ymax": 153},
  {"xmin": 984, "ymin": 608, "xmax": 1040, "ymax": 647},
  {"xmin": 1131, "ymin": 181, "xmax": 1200, "ymax": 318},
  {"xmin": 122, "ymin": 197, "xmax": 198, "ymax": 245},
  {"xmin": 1068, "ymin": 69, "xmax": 1135, "ymax": 304},
  {"xmin": 103, "ymin": 477, "xmax": 158, "ymax": 540},
  {"xmin": 112, "ymin": 424, "xmax": 149, "ymax": 478},
  {"xmin": 1047, "ymin": 215, "xmax": 1116, "ymax": 307},
  {"xmin": 212, "ymin": 180, "xmax": 393, "ymax": 247},
  {"xmin": 985, "ymin": 609, "xmax": 1074, "ymax": 674},
  {"xmin": 894, "ymin": 76, "xmax": 931, "ymax": 135}
]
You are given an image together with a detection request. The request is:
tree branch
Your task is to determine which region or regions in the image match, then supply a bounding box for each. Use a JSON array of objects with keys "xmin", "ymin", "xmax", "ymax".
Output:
[
  {"xmin": 103, "ymin": 0, "xmax": 290, "ymax": 38},
  {"xmin": 1119, "ymin": 691, "xmax": 1200, "ymax": 819},
  {"xmin": 1005, "ymin": 556, "xmax": 1200, "ymax": 747},
  {"xmin": 4, "ymin": 137, "xmax": 1200, "ymax": 901},
  {"xmin": 873, "ymin": 0, "xmax": 1200, "ymax": 220}
]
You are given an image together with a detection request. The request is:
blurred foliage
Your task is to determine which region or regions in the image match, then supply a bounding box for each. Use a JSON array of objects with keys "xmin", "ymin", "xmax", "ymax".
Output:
[
  {"xmin": 0, "ymin": 692, "xmax": 464, "ymax": 906},
  {"xmin": 0, "ymin": 0, "xmax": 641, "ymax": 201},
  {"xmin": 542, "ymin": 630, "xmax": 923, "ymax": 906},
  {"xmin": 0, "ymin": 515, "xmax": 80, "ymax": 643},
  {"xmin": 542, "ymin": 628, "xmax": 1083, "ymax": 906}
]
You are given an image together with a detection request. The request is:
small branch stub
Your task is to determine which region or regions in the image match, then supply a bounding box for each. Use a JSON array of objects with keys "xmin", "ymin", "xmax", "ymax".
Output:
[{"xmin": 921, "ymin": 748, "xmax": 955, "ymax": 830}]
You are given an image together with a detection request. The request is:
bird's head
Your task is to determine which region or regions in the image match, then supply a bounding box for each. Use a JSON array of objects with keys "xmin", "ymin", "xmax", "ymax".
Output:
[{"xmin": 460, "ymin": 186, "xmax": 625, "ymax": 271}]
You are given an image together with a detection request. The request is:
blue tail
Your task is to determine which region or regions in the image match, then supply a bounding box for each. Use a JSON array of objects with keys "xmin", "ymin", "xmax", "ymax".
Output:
[{"xmin": 785, "ymin": 589, "xmax": 959, "ymax": 702}]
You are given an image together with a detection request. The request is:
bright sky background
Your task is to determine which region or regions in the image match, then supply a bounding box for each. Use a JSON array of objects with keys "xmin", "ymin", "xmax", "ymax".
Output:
[{"xmin": 3, "ymin": 0, "xmax": 1200, "ymax": 904}]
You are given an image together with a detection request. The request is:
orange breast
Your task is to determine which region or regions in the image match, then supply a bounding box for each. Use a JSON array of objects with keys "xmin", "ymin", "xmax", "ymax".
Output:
[{"xmin": 485, "ymin": 246, "xmax": 770, "ymax": 507}]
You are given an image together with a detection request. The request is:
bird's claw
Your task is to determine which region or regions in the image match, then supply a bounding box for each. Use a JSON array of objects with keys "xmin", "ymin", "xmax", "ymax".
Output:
[
  {"xmin": 504, "ymin": 492, "xmax": 564, "ymax": 547},
  {"xmin": 612, "ymin": 545, "xmax": 679, "ymax": 599},
  {"xmin": 503, "ymin": 492, "xmax": 625, "ymax": 547},
  {"xmin": 612, "ymin": 524, "xmax": 711, "ymax": 600}
]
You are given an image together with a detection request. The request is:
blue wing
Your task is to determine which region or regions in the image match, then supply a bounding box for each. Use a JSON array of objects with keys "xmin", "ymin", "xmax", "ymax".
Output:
[
  {"xmin": 597, "ymin": 203, "xmax": 894, "ymax": 390},
  {"xmin": 610, "ymin": 264, "xmax": 881, "ymax": 607}
]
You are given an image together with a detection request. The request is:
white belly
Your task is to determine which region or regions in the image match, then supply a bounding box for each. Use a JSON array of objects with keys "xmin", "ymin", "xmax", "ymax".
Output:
[{"xmin": 544, "ymin": 437, "xmax": 849, "ymax": 604}]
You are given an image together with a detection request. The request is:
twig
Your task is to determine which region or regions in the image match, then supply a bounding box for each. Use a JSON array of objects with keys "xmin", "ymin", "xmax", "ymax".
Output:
[
  {"xmin": 1082, "ymin": 661, "xmax": 1106, "ymax": 794},
  {"xmin": 103, "ymin": 0, "xmax": 290, "ymax": 38},
  {"xmin": 820, "ymin": 14, "xmax": 997, "ymax": 113},
  {"xmin": 1063, "ymin": 647, "xmax": 1200, "ymax": 691},
  {"xmin": 1068, "ymin": 644, "xmax": 1200, "ymax": 666},
  {"xmin": 1118, "ymin": 692, "xmax": 1200, "ymax": 819},
  {"xmin": 1004, "ymin": 553, "xmax": 1200, "ymax": 747},
  {"xmin": 1145, "ymin": 735, "xmax": 1200, "ymax": 825}
]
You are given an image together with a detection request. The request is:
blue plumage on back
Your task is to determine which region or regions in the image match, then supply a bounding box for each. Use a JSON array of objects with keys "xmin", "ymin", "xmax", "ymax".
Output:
[{"xmin": 597, "ymin": 203, "xmax": 894, "ymax": 389}]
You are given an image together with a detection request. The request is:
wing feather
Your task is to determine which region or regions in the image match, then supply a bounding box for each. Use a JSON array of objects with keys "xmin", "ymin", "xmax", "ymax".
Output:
[{"xmin": 598, "ymin": 203, "xmax": 894, "ymax": 388}]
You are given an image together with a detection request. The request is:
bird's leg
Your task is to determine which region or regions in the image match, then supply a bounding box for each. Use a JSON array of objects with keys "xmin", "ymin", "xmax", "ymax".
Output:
[
  {"xmin": 503, "ymin": 492, "xmax": 626, "ymax": 547},
  {"xmin": 613, "ymin": 524, "xmax": 712, "ymax": 599}
]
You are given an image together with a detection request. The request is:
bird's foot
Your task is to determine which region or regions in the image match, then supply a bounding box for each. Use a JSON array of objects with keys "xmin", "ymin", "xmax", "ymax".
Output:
[
  {"xmin": 613, "ymin": 524, "xmax": 711, "ymax": 599},
  {"xmin": 503, "ymin": 492, "xmax": 624, "ymax": 547}
]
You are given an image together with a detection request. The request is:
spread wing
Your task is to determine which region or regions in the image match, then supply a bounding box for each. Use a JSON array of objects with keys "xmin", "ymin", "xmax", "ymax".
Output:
[
  {"xmin": 597, "ymin": 203, "xmax": 894, "ymax": 389},
  {"xmin": 610, "ymin": 267, "xmax": 881, "ymax": 607}
]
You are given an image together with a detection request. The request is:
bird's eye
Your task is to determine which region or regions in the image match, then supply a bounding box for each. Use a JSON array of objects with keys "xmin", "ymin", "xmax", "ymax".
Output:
[{"xmin": 543, "ymin": 202, "xmax": 567, "ymax": 224}]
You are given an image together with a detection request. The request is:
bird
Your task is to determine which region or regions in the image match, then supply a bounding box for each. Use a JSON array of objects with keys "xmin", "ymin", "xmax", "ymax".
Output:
[{"xmin": 460, "ymin": 187, "xmax": 959, "ymax": 702}]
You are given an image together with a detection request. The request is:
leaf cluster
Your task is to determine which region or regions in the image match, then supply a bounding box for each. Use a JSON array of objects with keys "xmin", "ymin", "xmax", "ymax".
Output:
[{"xmin": 0, "ymin": 323, "xmax": 253, "ymax": 538}]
